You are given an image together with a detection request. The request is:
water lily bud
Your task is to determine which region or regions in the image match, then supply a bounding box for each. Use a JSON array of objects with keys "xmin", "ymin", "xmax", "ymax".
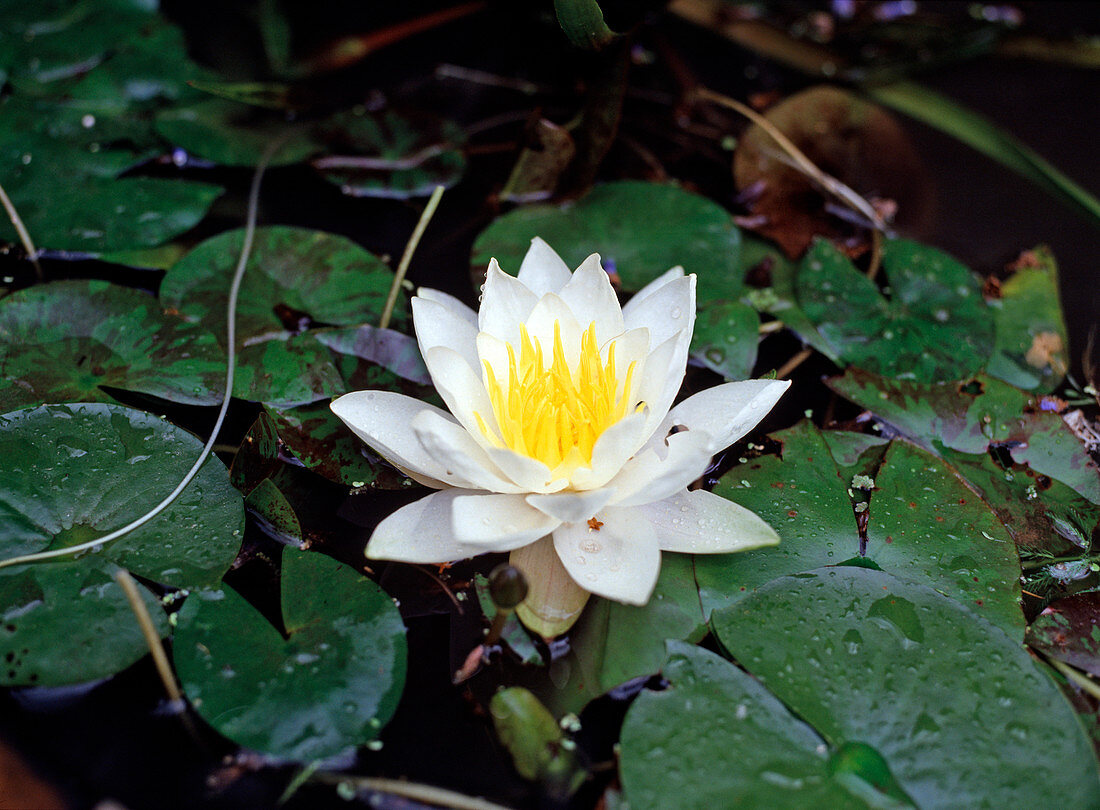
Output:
[{"xmin": 489, "ymin": 563, "xmax": 529, "ymax": 610}]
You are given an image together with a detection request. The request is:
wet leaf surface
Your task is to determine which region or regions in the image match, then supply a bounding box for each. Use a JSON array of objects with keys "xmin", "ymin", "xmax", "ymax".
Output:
[
  {"xmin": 798, "ymin": 238, "xmax": 994, "ymax": 382},
  {"xmin": 155, "ymin": 99, "xmax": 318, "ymax": 167},
  {"xmin": 711, "ymin": 567, "xmax": 1100, "ymax": 808},
  {"xmin": 620, "ymin": 641, "xmax": 892, "ymax": 810},
  {"xmin": 1027, "ymin": 593, "xmax": 1100, "ymax": 677},
  {"xmin": 0, "ymin": 403, "xmax": 244, "ymax": 590},
  {"xmin": 0, "ymin": 280, "xmax": 226, "ymax": 411},
  {"xmin": 689, "ymin": 300, "xmax": 759, "ymax": 380},
  {"xmin": 706, "ymin": 420, "xmax": 1023, "ymax": 636},
  {"xmin": 828, "ymin": 369, "xmax": 1100, "ymax": 504},
  {"xmin": 985, "ymin": 246, "xmax": 1069, "ymax": 392},
  {"xmin": 173, "ymin": 548, "xmax": 407, "ymax": 761},
  {"xmin": 472, "ymin": 181, "xmax": 742, "ymax": 299}
]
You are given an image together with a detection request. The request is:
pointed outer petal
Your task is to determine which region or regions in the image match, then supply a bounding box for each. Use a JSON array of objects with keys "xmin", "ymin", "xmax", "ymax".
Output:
[
  {"xmin": 479, "ymin": 258, "xmax": 539, "ymax": 343},
  {"xmin": 622, "ymin": 274, "xmax": 696, "ymax": 348},
  {"xmin": 331, "ymin": 391, "xmax": 473, "ymax": 488},
  {"xmin": 410, "ymin": 409, "xmax": 524, "ymax": 494},
  {"xmin": 522, "ymin": 293, "xmax": 583, "ymax": 361},
  {"xmin": 526, "ymin": 488, "xmax": 616, "ymax": 523},
  {"xmin": 569, "ymin": 409, "xmax": 650, "ymax": 490},
  {"xmin": 452, "ymin": 493, "xmax": 561, "ymax": 549},
  {"xmin": 552, "ymin": 509, "xmax": 662, "ymax": 605},
  {"xmin": 624, "ymin": 265, "xmax": 685, "ymax": 313},
  {"xmin": 558, "ymin": 253, "xmax": 625, "ymax": 347},
  {"xmin": 638, "ymin": 489, "xmax": 781, "ymax": 554},
  {"xmin": 517, "ymin": 236, "xmax": 572, "ymax": 296},
  {"xmin": 485, "ymin": 446, "xmax": 568, "ymax": 494},
  {"xmin": 415, "ymin": 287, "xmax": 477, "ymax": 328},
  {"xmin": 511, "ymin": 536, "xmax": 590, "ymax": 638},
  {"xmin": 661, "ymin": 379, "xmax": 792, "ymax": 454},
  {"xmin": 412, "ymin": 296, "xmax": 479, "ymax": 374},
  {"xmin": 366, "ymin": 489, "xmax": 483, "ymax": 562},
  {"xmin": 421, "ymin": 345, "xmax": 497, "ymax": 449},
  {"xmin": 633, "ymin": 327, "xmax": 693, "ymax": 439},
  {"xmin": 606, "ymin": 429, "xmax": 716, "ymax": 507}
]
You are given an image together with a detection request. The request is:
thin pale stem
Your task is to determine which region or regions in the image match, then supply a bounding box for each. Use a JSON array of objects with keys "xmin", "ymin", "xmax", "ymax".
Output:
[
  {"xmin": 311, "ymin": 773, "xmax": 517, "ymax": 810},
  {"xmin": 776, "ymin": 347, "xmax": 813, "ymax": 380},
  {"xmin": 0, "ymin": 137, "xmax": 286, "ymax": 571},
  {"xmin": 0, "ymin": 177, "xmax": 43, "ymax": 282},
  {"xmin": 380, "ymin": 184, "xmax": 445, "ymax": 330},
  {"xmin": 113, "ymin": 569, "xmax": 182, "ymax": 703},
  {"xmin": 694, "ymin": 86, "xmax": 887, "ymax": 233},
  {"xmin": 1048, "ymin": 657, "xmax": 1100, "ymax": 702}
]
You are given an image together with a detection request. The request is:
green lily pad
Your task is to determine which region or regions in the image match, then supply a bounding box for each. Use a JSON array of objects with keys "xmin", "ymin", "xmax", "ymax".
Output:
[
  {"xmin": 0, "ymin": 402, "xmax": 244, "ymax": 590},
  {"xmin": 1027, "ymin": 593, "xmax": 1100, "ymax": 677},
  {"xmin": 689, "ymin": 300, "xmax": 759, "ymax": 380},
  {"xmin": 0, "ymin": 0, "xmax": 156, "ymax": 92},
  {"xmin": 740, "ymin": 233, "xmax": 838, "ymax": 361},
  {"xmin": 0, "ymin": 561, "xmax": 167, "ymax": 687},
  {"xmin": 471, "ymin": 181, "xmax": 742, "ymax": 299},
  {"xmin": 827, "ymin": 370, "xmax": 1100, "ymax": 504},
  {"xmin": 173, "ymin": 549, "xmax": 407, "ymax": 761},
  {"xmin": 155, "ymin": 99, "xmax": 317, "ymax": 167},
  {"xmin": 161, "ymin": 226, "xmax": 400, "ymax": 338},
  {"xmin": 160, "ymin": 226, "xmax": 401, "ymax": 405},
  {"xmin": 985, "ymin": 247, "xmax": 1069, "ymax": 392},
  {"xmin": 315, "ymin": 108, "xmax": 467, "ymax": 199},
  {"xmin": 797, "ymin": 238, "xmax": 994, "ymax": 382},
  {"xmin": 0, "ymin": 280, "xmax": 226, "ymax": 411},
  {"xmin": 620, "ymin": 641, "xmax": 903, "ymax": 809},
  {"xmin": 0, "ymin": 174, "xmax": 222, "ymax": 255},
  {"xmin": 244, "ymin": 478, "xmax": 302, "ymax": 546},
  {"xmin": 704, "ymin": 421, "xmax": 1023, "ymax": 636},
  {"xmin": 711, "ymin": 567, "xmax": 1100, "ymax": 808}
]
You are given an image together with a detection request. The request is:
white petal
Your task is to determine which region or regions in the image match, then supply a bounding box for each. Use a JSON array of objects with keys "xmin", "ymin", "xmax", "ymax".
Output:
[
  {"xmin": 569, "ymin": 409, "xmax": 649, "ymax": 490},
  {"xmin": 485, "ymin": 446, "xmax": 566, "ymax": 494},
  {"xmin": 526, "ymin": 488, "xmax": 615, "ymax": 523},
  {"xmin": 415, "ymin": 287, "xmax": 477, "ymax": 328},
  {"xmin": 421, "ymin": 346, "xmax": 496, "ymax": 448},
  {"xmin": 662, "ymin": 379, "xmax": 791, "ymax": 454},
  {"xmin": 634, "ymin": 327, "xmax": 692, "ymax": 439},
  {"xmin": 410, "ymin": 409, "xmax": 522, "ymax": 493},
  {"xmin": 452, "ymin": 493, "xmax": 560, "ymax": 549},
  {"xmin": 412, "ymin": 296, "xmax": 479, "ymax": 374},
  {"xmin": 366, "ymin": 490, "xmax": 482, "ymax": 562},
  {"xmin": 604, "ymin": 326, "xmax": 650, "ymax": 369},
  {"xmin": 511, "ymin": 537, "xmax": 590, "ymax": 637},
  {"xmin": 479, "ymin": 258, "xmax": 538, "ymax": 343},
  {"xmin": 517, "ymin": 237, "xmax": 572, "ymax": 296},
  {"xmin": 623, "ymin": 265, "xmax": 685, "ymax": 316},
  {"xmin": 558, "ymin": 253, "xmax": 624, "ymax": 346},
  {"xmin": 475, "ymin": 331, "xmax": 511, "ymax": 388},
  {"xmin": 331, "ymin": 391, "xmax": 468, "ymax": 488},
  {"xmin": 607, "ymin": 428, "xmax": 715, "ymax": 507},
  {"xmin": 638, "ymin": 489, "xmax": 780, "ymax": 554},
  {"xmin": 622, "ymin": 274, "xmax": 695, "ymax": 348},
  {"xmin": 552, "ymin": 509, "xmax": 661, "ymax": 605},
  {"xmin": 522, "ymin": 292, "xmax": 583, "ymax": 361}
]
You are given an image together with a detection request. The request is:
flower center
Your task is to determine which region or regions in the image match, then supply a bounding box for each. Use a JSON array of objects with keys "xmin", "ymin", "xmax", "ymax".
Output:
[{"xmin": 476, "ymin": 320, "xmax": 639, "ymax": 472}]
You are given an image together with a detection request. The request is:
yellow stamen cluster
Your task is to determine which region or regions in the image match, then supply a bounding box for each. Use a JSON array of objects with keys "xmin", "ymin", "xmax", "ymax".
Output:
[{"xmin": 476, "ymin": 321, "xmax": 638, "ymax": 472}]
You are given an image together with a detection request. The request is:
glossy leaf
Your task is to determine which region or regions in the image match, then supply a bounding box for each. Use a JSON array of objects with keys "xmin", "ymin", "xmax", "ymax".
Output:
[
  {"xmin": 689, "ymin": 300, "xmax": 759, "ymax": 380},
  {"xmin": 0, "ymin": 561, "xmax": 167, "ymax": 687},
  {"xmin": 798, "ymin": 238, "xmax": 994, "ymax": 382},
  {"xmin": 712, "ymin": 567, "xmax": 1100, "ymax": 808},
  {"xmin": 0, "ymin": 402, "xmax": 244, "ymax": 590},
  {"xmin": 0, "ymin": 280, "xmax": 226, "ymax": 411},
  {"xmin": 489, "ymin": 687, "xmax": 564, "ymax": 780},
  {"xmin": 828, "ymin": 370, "xmax": 1100, "ymax": 504},
  {"xmin": 621, "ymin": 641, "xmax": 899, "ymax": 809},
  {"xmin": 985, "ymin": 247, "xmax": 1069, "ymax": 392},
  {"xmin": 472, "ymin": 181, "xmax": 742, "ymax": 299},
  {"xmin": 174, "ymin": 549, "xmax": 407, "ymax": 761},
  {"xmin": 705, "ymin": 421, "xmax": 1023, "ymax": 636}
]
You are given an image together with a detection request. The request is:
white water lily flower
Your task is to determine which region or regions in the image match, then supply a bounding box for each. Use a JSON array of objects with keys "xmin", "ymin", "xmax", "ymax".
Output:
[{"xmin": 331, "ymin": 238, "xmax": 789, "ymax": 636}]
